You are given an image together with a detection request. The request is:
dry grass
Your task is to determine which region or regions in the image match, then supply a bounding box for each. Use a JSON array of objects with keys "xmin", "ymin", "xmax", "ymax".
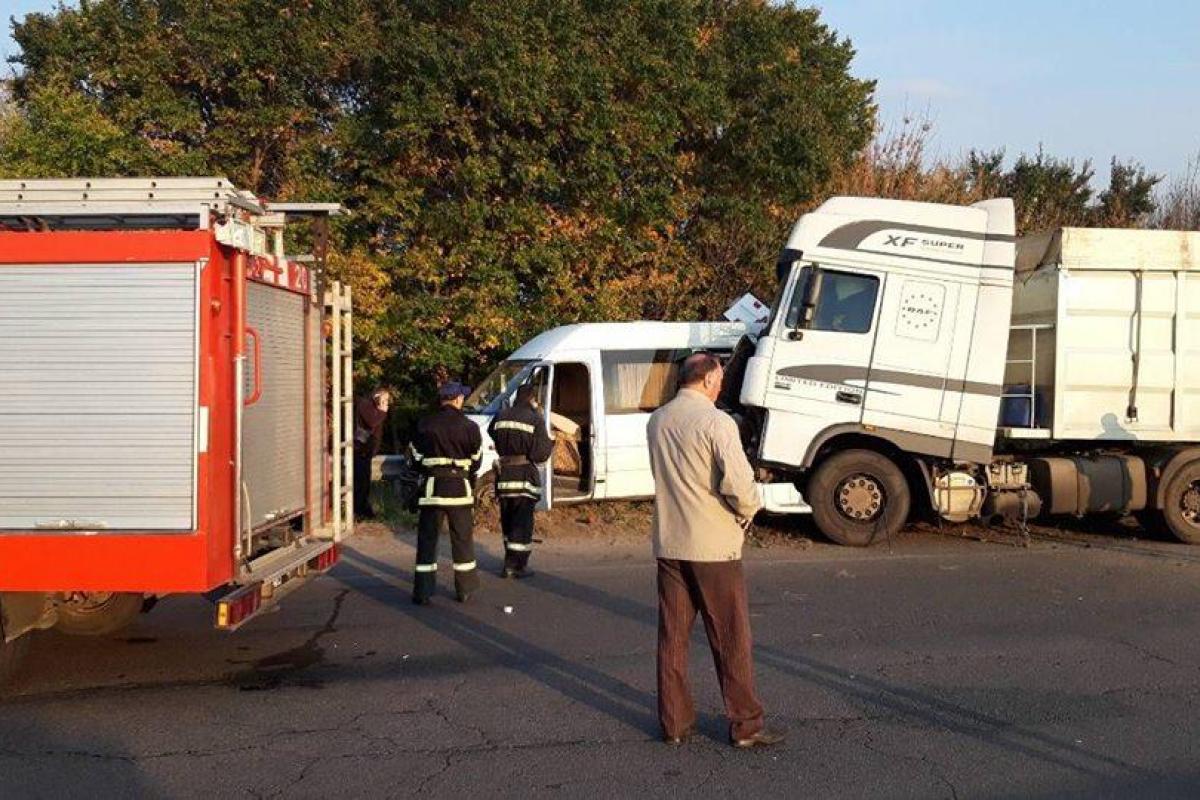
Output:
[
  {"xmin": 1152, "ymin": 154, "xmax": 1200, "ymax": 230},
  {"xmin": 826, "ymin": 115, "xmax": 986, "ymax": 206}
]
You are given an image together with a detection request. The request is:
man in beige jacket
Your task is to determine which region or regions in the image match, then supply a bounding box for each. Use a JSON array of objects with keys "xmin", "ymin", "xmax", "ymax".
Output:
[{"xmin": 647, "ymin": 352, "xmax": 784, "ymax": 749}]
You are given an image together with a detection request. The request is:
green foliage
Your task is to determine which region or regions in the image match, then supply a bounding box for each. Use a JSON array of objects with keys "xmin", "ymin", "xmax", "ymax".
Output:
[
  {"xmin": 4, "ymin": 1, "xmax": 873, "ymax": 407},
  {"xmin": 343, "ymin": 0, "xmax": 872, "ymax": 393},
  {"xmin": 0, "ymin": 0, "xmax": 1169, "ymax": 425},
  {"xmin": 7, "ymin": 0, "xmax": 373, "ymax": 197},
  {"xmin": 966, "ymin": 147, "xmax": 1160, "ymax": 231}
]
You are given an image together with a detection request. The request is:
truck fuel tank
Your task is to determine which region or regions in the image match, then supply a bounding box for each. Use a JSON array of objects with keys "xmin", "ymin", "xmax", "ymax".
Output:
[{"xmin": 1026, "ymin": 455, "xmax": 1147, "ymax": 516}]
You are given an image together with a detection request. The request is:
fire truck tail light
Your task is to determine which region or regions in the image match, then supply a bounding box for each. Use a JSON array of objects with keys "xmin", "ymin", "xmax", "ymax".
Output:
[
  {"xmin": 216, "ymin": 585, "xmax": 263, "ymax": 629},
  {"xmin": 309, "ymin": 544, "xmax": 339, "ymax": 572}
]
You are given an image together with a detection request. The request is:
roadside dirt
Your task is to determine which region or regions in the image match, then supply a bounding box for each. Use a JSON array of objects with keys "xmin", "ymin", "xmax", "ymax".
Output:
[{"xmin": 356, "ymin": 481, "xmax": 1192, "ymax": 559}]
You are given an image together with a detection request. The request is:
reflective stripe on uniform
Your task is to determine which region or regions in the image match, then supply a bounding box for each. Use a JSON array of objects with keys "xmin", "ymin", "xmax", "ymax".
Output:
[
  {"xmin": 422, "ymin": 456, "xmax": 476, "ymax": 468},
  {"xmin": 494, "ymin": 420, "xmax": 537, "ymax": 434},
  {"xmin": 414, "ymin": 563, "xmax": 438, "ymax": 573},
  {"xmin": 417, "ymin": 477, "xmax": 475, "ymax": 507},
  {"xmin": 409, "ymin": 443, "xmax": 425, "ymax": 462},
  {"xmin": 505, "ymin": 542, "xmax": 533, "ymax": 552},
  {"xmin": 452, "ymin": 561, "xmax": 477, "ymax": 572},
  {"xmin": 497, "ymin": 481, "xmax": 541, "ymax": 495}
]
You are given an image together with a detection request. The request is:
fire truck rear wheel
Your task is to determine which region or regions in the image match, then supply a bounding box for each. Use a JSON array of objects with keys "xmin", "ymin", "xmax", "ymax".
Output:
[
  {"xmin": 0, "ymin": 634, "xmax": 30, "ymax": 685},
  {"xmin": 54, "ymin": 592, "xmax": 145, "ymax": 637},
  {"xmin": 809, "ymin": 449, "xmax": 911, "ymax": 547},
  {"xmin": 1161, "ymin": 460, "xmax": 1200, "ymax": 544}
]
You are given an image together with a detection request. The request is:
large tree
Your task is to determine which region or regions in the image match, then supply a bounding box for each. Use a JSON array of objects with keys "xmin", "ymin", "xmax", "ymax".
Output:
[
  {"xmin": 2, "ymin": 0, "xmax": 874, "ymax": 412},
  {"xmin": 337, "ymin": 0, "xmax": 875, "ymax": 393}
]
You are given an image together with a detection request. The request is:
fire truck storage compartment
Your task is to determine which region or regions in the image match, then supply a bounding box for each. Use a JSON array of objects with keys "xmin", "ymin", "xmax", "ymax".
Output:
[
  {"xmin": 0, "ymin": 261, "xmax": 198, "ymax": 531},
  {"xmin": 1006, "ymin": 227, "xmax": 1200, "ymax": 441},
  {"xmin": 243, "ymin": 280, "xmax": 307, "ymax": 530}
]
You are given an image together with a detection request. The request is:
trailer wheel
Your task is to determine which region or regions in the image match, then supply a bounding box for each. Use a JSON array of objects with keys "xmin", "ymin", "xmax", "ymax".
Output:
[
  {"xmin": 54, "ymin": 592, "xmax": 144, "ymax": 637},
  {"xmin": 0, "ymin": 634, "xmax": 29, "ymax": 686},
  {"xmin": 808, "ymin": 449, "xmax": 911, "ymax": 547},
  {"xmin": 1161, "ymin": 461, "xmax": 1200, "ymax": 544}
]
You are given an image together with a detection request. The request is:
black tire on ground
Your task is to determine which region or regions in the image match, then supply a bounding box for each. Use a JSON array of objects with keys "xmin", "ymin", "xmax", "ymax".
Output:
[
  {"xmin": 808, "ymin": 449, "xmax": 911, "ymax": 547},
  {"xmin": 54, "ymin": 592, "xmax": 144, "ymax": 637},
  {"xmin": 1160, "ymin": 461, "xmax": 1200, "ymax": 544},
  {"xmin": 0, "ymin": 634, "xmax": 30, "ymax": 686}
]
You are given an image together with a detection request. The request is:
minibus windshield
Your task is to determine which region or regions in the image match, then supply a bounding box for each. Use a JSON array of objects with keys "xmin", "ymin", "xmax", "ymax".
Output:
[{"xmin": 463, "ymin": 360, "xmax": 534, "ymax": 413}]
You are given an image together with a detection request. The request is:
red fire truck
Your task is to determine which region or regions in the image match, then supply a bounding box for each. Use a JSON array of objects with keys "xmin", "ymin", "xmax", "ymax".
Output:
[{"xmin": 0, "ymin": 178, "xmax": 356, "ymax": 683}]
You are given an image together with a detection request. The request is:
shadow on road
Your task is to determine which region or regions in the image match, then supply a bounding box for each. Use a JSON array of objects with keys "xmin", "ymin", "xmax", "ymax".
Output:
[
  {"xmin": 336, "ymin": 549, "xmax": 678, "ymax": 741},
  {"xmin": 0, "ymin": 721, "xmax": 155, "ymax": 797},
  {"xmin": 347, "ymin": 543, "xmax": 1153, "ymax": 785}
]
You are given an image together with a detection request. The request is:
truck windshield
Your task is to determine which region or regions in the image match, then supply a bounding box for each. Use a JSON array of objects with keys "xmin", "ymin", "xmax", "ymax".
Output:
[{"xmin": 463, "ymin": 360, "xmax": 534, "ymax": 413}]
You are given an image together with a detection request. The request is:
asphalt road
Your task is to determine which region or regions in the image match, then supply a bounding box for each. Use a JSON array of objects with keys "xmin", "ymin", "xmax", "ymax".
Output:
[{"xmin": 3, "ymin": 521, "xmax": 1200, "ymax": 799}]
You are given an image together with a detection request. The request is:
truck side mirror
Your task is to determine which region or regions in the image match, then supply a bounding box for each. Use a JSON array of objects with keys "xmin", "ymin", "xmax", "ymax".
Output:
[{"xmin": 795, "ymin": 269, "xmax": 823, "ymax": 331}]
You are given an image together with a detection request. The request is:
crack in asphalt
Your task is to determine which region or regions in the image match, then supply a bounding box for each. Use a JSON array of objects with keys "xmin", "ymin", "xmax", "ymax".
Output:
[
  {"xmin": 1110, "ymin": 637, "xmax": 1184, "ymax": 669},
  {"xmin": 859, "ymin": 726, "xmax": 960, "ymax": 800}
]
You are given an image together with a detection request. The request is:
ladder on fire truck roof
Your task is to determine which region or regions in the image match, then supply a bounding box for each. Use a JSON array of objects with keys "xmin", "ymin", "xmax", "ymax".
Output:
[
  {"xmin": 326, "ymin": 282, "xmax": 355, "ymax": 541},
  {"xmin": 0, "ymin": 177, "xmax": 344, "ymax": 231}
]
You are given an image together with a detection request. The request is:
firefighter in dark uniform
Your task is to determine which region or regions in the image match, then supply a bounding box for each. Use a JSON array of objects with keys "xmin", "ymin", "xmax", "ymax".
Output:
[
  {"xmin": 409, "ymin": 381, "xmax": 483, "ymax": 605},
  {"xmin": 488, "ymin": 384, "xmax": 555, "ymax": 578}
]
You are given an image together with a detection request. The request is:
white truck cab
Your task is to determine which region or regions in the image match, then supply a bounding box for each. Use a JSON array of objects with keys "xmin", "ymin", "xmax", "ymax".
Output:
[{"xmin": 735, "ymin": 196, "xmax": 1016, "ymax": 543}]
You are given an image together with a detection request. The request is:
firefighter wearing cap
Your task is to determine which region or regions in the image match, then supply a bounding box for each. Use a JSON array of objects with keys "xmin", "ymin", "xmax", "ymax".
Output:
[
  {"xmin": 409, "ymin": 381, "xmax": 483, "ymax": 605},
  {"xmin": 488, "ymin": 384, "xmax": 555, "ymax": 578}
]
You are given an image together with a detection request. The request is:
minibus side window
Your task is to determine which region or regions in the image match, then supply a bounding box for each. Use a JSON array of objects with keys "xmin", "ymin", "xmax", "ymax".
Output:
[{"xmin": 601, "ymin": 350, "xmax": 690, "ymax": 414}]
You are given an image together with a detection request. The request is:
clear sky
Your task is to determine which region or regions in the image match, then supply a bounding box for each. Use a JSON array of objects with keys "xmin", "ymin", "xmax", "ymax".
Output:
[
  {"xmin": 817, "ymin": 0, "xmax": 1200, "ymax": 185},
  {"xmin": 4, "ymin": 1, "xmax": 1199, "ymax": 184}
]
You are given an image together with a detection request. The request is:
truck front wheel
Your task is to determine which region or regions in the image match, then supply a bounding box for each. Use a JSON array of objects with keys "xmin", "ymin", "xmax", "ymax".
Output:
[
  {"xmin": 1160, "ymin": 461, "xmax": 1200, "ymax": 544},
  {"xmin": 808, "ymin": 449, "xmax": 911, "ymax": 547},
  {"xmin": 54, "ymin": 592, "xmax": 144, "ymax": 637}
]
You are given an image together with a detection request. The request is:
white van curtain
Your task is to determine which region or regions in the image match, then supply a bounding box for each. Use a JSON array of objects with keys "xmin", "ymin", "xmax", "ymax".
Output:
[{"xmin": 602, "ymin": 350, "xmax": 683, "ymax": 413}]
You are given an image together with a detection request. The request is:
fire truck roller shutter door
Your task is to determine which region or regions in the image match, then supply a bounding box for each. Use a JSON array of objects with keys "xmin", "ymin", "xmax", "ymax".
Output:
[
  {"xmin": 242, "ymin": 282, "xmax": 307, "ymax": 529},
  {"xmin": 0, "ymin": 262, "xmax": 198, "ymax": 531}
]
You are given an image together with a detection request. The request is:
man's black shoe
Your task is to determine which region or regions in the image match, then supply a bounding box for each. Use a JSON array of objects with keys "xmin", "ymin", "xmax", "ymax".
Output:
[
  {"xmin": 501, "ymin": 567, "xmax": 536, "ymax": 580},
  {"xmin": 663, "ymin": 726, "xmax": 697, "ymax": 746},
  {"xmin": 731, "ymin": 728, "xmax": 786, "ymax": 749}
]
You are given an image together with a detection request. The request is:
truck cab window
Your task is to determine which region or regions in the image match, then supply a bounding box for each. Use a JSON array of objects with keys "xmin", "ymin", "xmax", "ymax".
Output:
[{"xmin": 784, "ymin": 268, "xmax": 879, "ymax": 334}]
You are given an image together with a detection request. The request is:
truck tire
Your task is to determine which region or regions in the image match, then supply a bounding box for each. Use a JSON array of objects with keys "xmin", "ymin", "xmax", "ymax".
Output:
[
  {"xmin": 808, "ymin": 449, "xmax": 911, "ymax": 547},
  {"xmin": 0, "ymin": 635, "xmax": 29, "ymax": 686},
  {"xmin": 54, "ymin": 592, "xmax": 144, "ymax": 637},
  {"xmin": 1160, "ymin": 460, "xmax": 1200, "ymax": 544}
]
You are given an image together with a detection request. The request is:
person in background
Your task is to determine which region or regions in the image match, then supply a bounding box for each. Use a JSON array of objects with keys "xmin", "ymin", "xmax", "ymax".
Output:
[
  {"xmin": 354, "ymin": 387, "xmax": 391, "ymax": 520},
  {"xmin": 646, "ymin": 353, "xmax": 785, "ymax": 749},
  {"xmin": 409, "ymin": 381, "xmax": 483, "ymax": 605},
  {"xmin": 488, "ymin": 384, "xmax": 555, "ymax": 579}
]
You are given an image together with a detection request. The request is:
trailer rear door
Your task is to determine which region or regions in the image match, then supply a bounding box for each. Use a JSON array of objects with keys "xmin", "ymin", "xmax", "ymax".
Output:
[{"xmin": 0, "ymin": 262, "xmax": 198, "ymax": 531}]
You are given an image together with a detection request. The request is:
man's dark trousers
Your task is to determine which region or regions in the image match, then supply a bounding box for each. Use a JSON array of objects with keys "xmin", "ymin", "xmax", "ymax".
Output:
[
  {"xmin": 413, "ymin": 507, "xmax": 480, "ymax": 602},
  {"xmin": 353, "ymin": 450, "xmax": 373, "ymax": 517},
  {"xmin": 657, "ymin": 558, "xmax": 764, "ymax": 741},
  {"xmin": 499, "ymin": 496, "xmax": 536, "ymax": 571}
]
